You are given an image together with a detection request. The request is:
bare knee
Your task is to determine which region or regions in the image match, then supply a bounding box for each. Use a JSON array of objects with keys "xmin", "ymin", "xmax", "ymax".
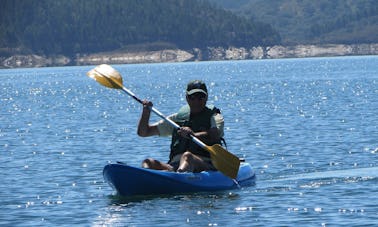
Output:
[
  {"xmin": 178, "ymin": 151, "xmax": 212, "ymax": 173},
  {"xmin": 142, "ymin": 158, "xmax": 173, "ymax": 171},
  {"xmin": 180, "ymin": 151, "xmax": 195, "ymax": 162},
  {"xmin": 177, "ymin": 152, "xmax": 196, "ymax": 173},
  {"xmin": 142, "ymin": 158, "xmax": 155, "ymax": 168}
]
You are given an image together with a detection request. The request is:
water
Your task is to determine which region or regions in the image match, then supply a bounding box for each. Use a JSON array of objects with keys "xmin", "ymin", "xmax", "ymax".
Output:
[{"xmin": 1, "ymin": 56, "xmax": 377, "ymax": 226}]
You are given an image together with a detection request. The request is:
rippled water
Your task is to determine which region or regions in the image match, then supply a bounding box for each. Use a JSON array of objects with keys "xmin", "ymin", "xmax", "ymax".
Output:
[{"xmin": 1, "ymin": 56, "xmax": 377, "ymax": 226}]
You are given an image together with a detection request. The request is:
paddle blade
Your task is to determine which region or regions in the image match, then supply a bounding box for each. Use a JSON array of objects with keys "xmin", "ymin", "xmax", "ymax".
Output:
[
  {"xmin": 206, "ymin": 144, "xmax": 240, "ymax": 179},
  {"xmin": 87, "ymin": 64, "xmax": 123, "ymax": 89}
]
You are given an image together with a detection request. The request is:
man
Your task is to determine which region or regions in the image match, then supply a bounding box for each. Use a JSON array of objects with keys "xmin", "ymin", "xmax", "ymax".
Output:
[{"xmin": 137, "ymin": 80, "xmax": 224, "ymax": 173}]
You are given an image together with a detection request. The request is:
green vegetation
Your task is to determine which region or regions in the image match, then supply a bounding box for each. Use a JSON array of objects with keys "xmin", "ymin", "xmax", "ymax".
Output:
[
  {"xmin": 211, "ymin": 0, "xmax": 378, "ymax": 45},
  {"xmin": 0, "ymin": 0, "xmax": 280, "ymax": 57}
]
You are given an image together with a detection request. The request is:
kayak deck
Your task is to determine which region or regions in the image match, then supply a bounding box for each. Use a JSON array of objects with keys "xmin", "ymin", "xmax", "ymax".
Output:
[{"xmin": 103, "ymin": 162, "xmax": 256, "ymax": 196}]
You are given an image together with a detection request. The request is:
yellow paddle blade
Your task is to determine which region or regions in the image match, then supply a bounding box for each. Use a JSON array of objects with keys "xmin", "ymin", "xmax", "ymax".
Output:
[
  {"xmin": 87, "ymin": 64, "xmax": 123, "ymax": 89},
  {"xmin": 205, "ymin": 144, "xmax": 240, "ymax": 179}
]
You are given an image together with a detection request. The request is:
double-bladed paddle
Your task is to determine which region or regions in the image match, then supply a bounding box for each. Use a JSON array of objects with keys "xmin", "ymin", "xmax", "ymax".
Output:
[{"xmin": 87, "ymin": 64, "xmax": 240, "ymax": 179}]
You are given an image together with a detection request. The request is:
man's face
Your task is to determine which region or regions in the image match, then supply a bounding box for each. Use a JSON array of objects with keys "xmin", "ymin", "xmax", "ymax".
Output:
[{"xmin": 186, "ymin": 93, "xmax": 207, "ymax": 114}]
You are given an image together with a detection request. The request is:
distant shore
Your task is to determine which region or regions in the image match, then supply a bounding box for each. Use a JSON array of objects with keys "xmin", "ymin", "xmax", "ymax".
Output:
[{"xmin": 1, "ymin": 43, "xmax": 377, "ymax": 69}]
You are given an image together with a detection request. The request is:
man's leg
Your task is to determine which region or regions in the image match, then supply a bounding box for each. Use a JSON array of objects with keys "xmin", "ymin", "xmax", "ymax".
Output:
[
  {"xmin": 142, "ymin": 158, "xmax": 174, "ymax": 171},
  {"xmin": 177, "ymin": 151, "xmax": 213, "ymax": 172}
]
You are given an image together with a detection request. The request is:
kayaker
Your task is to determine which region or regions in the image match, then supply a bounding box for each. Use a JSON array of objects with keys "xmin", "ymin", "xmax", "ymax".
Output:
[{"xmin": 137, "ymin": 80, "xmax": 224, "ymax": 173}]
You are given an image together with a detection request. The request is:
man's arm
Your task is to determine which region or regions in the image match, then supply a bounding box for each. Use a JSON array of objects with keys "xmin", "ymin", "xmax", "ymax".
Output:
[{"xmin": 137, "ymin": 100, "xmax": 159, "ymax": 137}]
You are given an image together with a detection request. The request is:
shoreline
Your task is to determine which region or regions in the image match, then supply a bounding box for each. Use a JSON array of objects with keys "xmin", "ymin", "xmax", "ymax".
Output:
[{"xmin": 1, "ymin": 43, "xmax": 377, "ymax": 69}]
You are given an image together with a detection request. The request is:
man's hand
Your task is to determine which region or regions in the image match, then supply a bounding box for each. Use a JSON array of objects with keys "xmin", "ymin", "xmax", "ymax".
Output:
[
  {"xmin": 141, "ymin": 100, "xmax": 153, "ymax": 113},
  {"xmin": 177, "ymin": 126, "xmax": 193, "ymax": 139}
]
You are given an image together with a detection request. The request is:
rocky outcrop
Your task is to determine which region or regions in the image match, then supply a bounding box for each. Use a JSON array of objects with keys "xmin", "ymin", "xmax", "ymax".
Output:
[
  {"xmin": 265, "ymin": 44, "xmax": 378, "ymax": 59},
  {"xmin": 76, "ymin": 49, "xmax": 194, "ymax": 65},
  {"xmin": 1, "ymin": 55, "xmax": 70, "ymax": 68},
  {"xmin": 203, "ymin": 43, "xmax": 378, "ymax": 60},
  {"xmin": 1, "ymin": 43, "xmax": 377, "ymax": 68}
]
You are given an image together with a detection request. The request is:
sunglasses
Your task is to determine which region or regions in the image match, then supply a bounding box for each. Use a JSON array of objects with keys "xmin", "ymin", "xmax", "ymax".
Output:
[{"xmin": 188, "ymin": 93, "xmax": 207, "ymax": 101}]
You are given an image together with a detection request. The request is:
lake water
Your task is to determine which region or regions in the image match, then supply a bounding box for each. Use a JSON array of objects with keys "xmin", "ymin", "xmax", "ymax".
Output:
[{"xmin": 1, "ymin": 56, "xmax": 377, "ymax": 226}]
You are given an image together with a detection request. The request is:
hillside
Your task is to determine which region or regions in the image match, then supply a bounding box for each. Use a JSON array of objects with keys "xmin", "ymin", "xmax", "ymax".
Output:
[
  {"xmin": 1, "ymin": 0, "xmax": 378, "ymax": 68},
  {"xmin": 0, "ymin": 0, "xmax": 279, "ymax": 58},
  {"xmin": 210, "ymin": 0, "xmax": 378, "ymax": 45}
]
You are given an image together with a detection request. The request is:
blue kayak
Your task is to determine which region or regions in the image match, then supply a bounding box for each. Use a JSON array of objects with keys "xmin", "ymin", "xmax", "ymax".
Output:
[{"xmin": 103, "ymin": 162, "xmax": 256, "ymax": 196}]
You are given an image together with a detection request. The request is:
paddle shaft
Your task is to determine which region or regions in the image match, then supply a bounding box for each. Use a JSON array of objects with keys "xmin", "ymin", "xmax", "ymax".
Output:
[{"xmin": 119, "ymin": 85, "xmax": 208, "ymax": 149}]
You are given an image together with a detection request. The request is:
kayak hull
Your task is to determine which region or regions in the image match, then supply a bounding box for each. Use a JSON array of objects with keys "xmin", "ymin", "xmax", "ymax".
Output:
[{"xmin": 103, "ymin": 162, "xmax": 256, "ymax": 196}]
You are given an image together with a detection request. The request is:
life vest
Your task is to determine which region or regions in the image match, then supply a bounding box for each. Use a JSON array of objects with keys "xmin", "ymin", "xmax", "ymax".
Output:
[{"xmin": 169, "ymin": 104, "xmax": 222, "ymax": 161}]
